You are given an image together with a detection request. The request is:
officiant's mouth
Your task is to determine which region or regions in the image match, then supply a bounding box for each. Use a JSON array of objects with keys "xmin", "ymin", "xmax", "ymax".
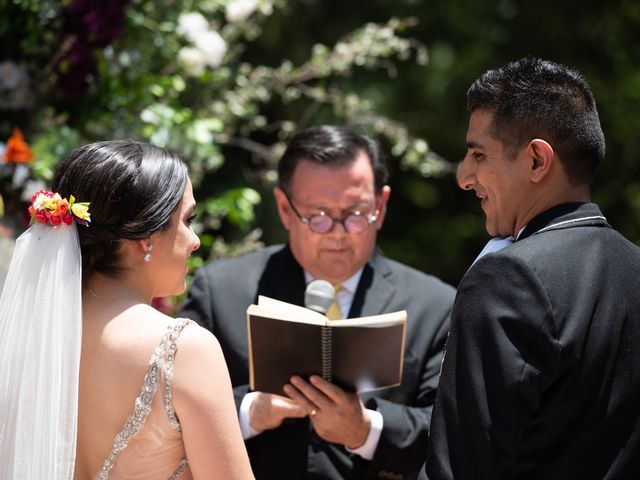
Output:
[{"xmin": 324, "ymin": 247, "xmax": 350, "ymax": 255}]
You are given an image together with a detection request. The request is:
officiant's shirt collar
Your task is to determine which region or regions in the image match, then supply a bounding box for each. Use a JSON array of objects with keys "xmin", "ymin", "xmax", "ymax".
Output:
[{"xmin": 305, "ymin": 268, "xmax": 363, "ymax": 295}]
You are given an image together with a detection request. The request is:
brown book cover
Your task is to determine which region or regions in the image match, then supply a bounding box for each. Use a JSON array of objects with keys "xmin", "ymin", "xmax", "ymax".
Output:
[{"xmin": 247, "ymin": 296, "xmax": 407, "ymax": 394}]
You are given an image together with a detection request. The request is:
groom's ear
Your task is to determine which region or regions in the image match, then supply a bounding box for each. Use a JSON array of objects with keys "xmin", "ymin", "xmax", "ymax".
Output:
[{"xmin": 527, "ymin": 138, "xmax": 554, "ymax": 184}]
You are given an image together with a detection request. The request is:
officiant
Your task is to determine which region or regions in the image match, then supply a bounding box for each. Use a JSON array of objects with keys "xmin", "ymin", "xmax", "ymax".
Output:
[{"xmin": 178, "ymin": 124, "xmax": 455, "ymax": 479}]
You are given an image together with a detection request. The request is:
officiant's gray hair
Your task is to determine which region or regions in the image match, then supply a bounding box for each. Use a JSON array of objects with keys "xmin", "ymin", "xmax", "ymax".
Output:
[{"xmin": 278, "ymin": 125, "xmax": 388, "ymax": 194}]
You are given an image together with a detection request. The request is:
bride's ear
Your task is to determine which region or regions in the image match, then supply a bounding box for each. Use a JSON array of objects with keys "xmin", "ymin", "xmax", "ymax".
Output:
[
  {"xmin": 137, "ymin": 238, "xmax": 149, "ymax": 252},
  {"xmin": 137, "ymin": 238, "xmax": 154, "ymax": 263},
  {"xmin": 119, "ymin": 239, "xmax": 150, "ymax": 263}
]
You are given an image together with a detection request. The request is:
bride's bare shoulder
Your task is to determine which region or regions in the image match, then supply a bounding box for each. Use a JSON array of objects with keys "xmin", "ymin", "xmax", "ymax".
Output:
[
  {"xmin": 171, "ymin": 317, "xmax": 221, "ymax": 357},
  {"xmin": 93, "ymin": 305, "xmax": 183, "ymax": 354},
  {"xmin": 118, "ymin": 306, "xmax": 217, "ymax": 350}
]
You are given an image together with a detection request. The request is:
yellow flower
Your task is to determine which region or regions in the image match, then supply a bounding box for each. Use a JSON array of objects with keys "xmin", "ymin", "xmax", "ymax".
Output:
[
  {"xmin": 71, "ymin": 202, "xmax": 90, "ymax": 221},
  {"xmin": 44, "ymin": 194, "xmax": 63, "ymax": 211}
]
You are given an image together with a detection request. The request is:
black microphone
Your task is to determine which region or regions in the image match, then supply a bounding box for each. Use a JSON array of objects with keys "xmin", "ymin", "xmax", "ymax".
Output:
[{"xmin": 304, "ymin": 279, "xmax": 335, "ymax": 314}]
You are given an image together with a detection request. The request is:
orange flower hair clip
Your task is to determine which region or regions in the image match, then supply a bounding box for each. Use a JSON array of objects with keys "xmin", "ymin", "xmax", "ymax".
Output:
[{"xmin": 28, "ymin": 190, "xmax": 91, "ymax": 226}]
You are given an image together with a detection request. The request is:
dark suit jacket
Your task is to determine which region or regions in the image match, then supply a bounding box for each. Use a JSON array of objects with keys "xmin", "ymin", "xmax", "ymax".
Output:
[
  {"xmin": 426, "ymin": 203, "xmax": 640, "ymax": 479},
  {"xmin": 179, "ymin": 244, "xmax": 455, "ymax": 479}
]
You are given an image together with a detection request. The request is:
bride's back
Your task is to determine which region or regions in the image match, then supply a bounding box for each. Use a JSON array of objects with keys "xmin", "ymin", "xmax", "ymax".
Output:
[{"xmin": 74, "ymin": 303, "xmax": 185, "ymax": 479}]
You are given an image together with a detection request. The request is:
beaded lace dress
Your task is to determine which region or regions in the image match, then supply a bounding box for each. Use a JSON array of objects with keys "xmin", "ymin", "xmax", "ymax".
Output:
[{"xmin": 93, "ymin": 318, "xmax": 193, "ymax": 480}]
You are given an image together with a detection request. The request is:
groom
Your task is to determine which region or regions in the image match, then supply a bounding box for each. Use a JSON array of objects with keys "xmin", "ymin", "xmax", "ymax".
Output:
[{"xmin": 424, "ymin": 57, "xmax": 640, "ymax": 479}]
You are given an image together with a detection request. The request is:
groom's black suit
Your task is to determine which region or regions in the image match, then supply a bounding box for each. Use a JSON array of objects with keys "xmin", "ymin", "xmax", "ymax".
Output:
[
  {"xmin": 179, "ymin": 244, "xmax": 455, "ymax": 479},
  {"xmin": 426, "ymin": 203, "xmax": 640, "ymax": 479}
]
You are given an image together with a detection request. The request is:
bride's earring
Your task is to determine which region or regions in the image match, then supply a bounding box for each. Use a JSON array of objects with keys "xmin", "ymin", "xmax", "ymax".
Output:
[{"xmin": 143, "ymin": 241, "xmax": 153, "ymax": 263}]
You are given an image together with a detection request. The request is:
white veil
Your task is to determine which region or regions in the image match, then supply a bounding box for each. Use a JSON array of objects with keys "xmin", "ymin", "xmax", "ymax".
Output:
[{"xmin": 0, "ymin": 222, "xmax": 82, "ymax": 479}]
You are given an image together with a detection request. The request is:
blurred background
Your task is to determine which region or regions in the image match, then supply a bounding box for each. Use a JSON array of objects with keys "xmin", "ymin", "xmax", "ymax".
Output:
[{"xmin": 2, "ymin": 0, "xmax": 640, "ymax": 300}]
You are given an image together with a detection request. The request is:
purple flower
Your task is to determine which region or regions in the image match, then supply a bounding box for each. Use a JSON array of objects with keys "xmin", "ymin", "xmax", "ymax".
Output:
[{"xmin": 55, "ymin": 0, "xmax": 131, "ymax": 100}]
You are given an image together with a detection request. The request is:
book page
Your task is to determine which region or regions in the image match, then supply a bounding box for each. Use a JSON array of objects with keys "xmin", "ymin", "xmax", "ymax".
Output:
[
  {"xmin": 327, "ymin": 309, "xmax": 407, "ymax": 328},
  {"xmin": 251, "ymin": 295, "xmax": 328, "ymax": 326}
]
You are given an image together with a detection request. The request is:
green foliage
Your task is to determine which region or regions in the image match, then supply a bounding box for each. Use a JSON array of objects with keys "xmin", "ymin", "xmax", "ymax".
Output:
[
  {"xmin": 1, "ymin": 0, "xmax": 449, "ymax": 286},
  {"xmin": 3, "ymin": 0, "xmax": 640, "ymax": 291},
  {"xmin": 198, "ymin": 187, "xmax": 261, "ymax": 232},
  {"xmin": 29, "ymin": 124, "xmax": 81, "ymax": 181}
]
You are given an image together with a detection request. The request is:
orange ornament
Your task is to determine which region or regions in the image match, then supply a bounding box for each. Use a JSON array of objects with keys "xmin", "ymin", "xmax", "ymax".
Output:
[{"xmin": 3, "ymin": 128, "xmax": 35, "ymax": 164}]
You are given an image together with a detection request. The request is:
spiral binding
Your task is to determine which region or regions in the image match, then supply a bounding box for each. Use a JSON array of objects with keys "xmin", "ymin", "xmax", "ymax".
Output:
[{"xmin": 321, "ymin": 325, "xmax": 332, "ymax": 381}]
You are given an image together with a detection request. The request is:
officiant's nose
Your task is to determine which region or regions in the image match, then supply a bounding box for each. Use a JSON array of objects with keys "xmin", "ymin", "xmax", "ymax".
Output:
[{"xmin": 328, "ymin": 218, "xmax": 348, "ymax": 235}]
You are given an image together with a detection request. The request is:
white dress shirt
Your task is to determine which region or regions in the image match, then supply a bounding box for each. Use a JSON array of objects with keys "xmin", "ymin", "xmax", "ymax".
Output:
[{"xmin": 471, "ymin": 236, "xmax": 516, "ymax": 265}]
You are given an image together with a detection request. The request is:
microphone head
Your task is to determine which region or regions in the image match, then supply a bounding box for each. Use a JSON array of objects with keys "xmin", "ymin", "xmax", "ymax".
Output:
[{"xmin": 304, "ymin": 279, "xmax": 335, "ymax": 314}]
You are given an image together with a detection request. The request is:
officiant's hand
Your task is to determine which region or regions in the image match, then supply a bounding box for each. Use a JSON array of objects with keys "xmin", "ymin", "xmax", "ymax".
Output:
[
  {"xmin": 249, "ymin": 392, "xmax": 308, "ymax": 431},
  {"xmin": 284, "ymin": 375, "xmax": 371, "ymax": 449}
]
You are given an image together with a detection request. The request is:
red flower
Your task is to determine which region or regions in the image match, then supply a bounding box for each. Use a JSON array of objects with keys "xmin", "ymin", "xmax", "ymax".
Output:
[
  {"xmin": 47, "ymin": 211, "xmax": 62, "ymax": 225},
  {"xmin": 31, "ymin": 190, "xmax": 49, "ymax": 204},
  {"xmin": 28, "ymin": 205, "xmax": 48, "ymax": 225},
  {"xmin": 151, "ymin": 296, "xmax": 179, "ymax": 316}
]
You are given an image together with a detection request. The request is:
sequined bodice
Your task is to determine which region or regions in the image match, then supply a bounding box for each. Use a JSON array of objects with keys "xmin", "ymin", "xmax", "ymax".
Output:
[{"xmin": 94, "ymin": 318, "xmax": 193, "ymax": 480}]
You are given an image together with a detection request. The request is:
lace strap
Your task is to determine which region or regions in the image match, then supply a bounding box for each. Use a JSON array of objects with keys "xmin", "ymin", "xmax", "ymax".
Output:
[
  {"xmin": 170, "ymin": 457, "xmax": 190, "ymax": 480},
  {"xmin": 164, "ymin": 318, "xmax": 190, "ymax": 432},
  {"xmin": 96, "ymin": 319, "xmax": 187, "ymax": 480}
]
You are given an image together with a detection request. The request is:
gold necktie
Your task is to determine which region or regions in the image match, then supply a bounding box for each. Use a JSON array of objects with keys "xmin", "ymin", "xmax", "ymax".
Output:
[{"xmin": 325, "ymin": 284, "xmax": 343, "ymax": 320}]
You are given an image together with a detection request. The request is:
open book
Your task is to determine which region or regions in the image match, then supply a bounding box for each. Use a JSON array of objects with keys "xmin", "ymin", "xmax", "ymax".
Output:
[{"xmin": 247, "ymin": 295, "xmax": 407, "ymax": 394}]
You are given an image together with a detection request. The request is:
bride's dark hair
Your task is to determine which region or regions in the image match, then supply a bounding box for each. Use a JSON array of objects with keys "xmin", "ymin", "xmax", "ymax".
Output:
[{"xmin": 52, "ymin": 140, "xmax": 188, "ymax": 279}]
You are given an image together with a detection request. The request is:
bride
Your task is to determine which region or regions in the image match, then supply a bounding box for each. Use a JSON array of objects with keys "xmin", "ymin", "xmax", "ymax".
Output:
[{"xmin": 0, "ymin": 140, "xmax": 254, "ymax": 479}]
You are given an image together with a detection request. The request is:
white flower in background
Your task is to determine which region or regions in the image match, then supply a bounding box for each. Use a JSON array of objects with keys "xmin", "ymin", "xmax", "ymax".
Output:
[
  {"xmin": 178, "ymin": 47, "xmax": 208, "ymax": 76},
  {"xmin": 226, "ymin": 0, "xmax": 259, "ymax": 23},
  {"xmin": 176, "ymin": 12, "xmax": 228, "ymax": 74},
  {"xmin": 177, "ymin": 12, "xmax": 209, "ymax": 42},
  {"xmin": 0, "ymin": 61, "xmax": 33, "ymax": 110},
  {"xmin": 0, "ymin": 61, "xmax": 25, "ymax": 90},
  {"xmin": 20, "ymin": 179, "xmax": 46, "ymax": 202},
  {"xmin": 11, "ymin": 165, "xmax": 30, "ymax": 189},
  {"xmin": 191, "ymin": 30, "xmax": 227, "ymax": 68},
  {"xmin": 140, "ymin": 107, "xmax": 161, "ymax": 125},
  {"xmin": 192, "ymin": 119, "xmax": 214, "ymax": 144}
]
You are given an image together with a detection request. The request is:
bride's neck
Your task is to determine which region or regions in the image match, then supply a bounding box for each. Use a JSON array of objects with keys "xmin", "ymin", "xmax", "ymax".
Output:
[{"xmin": 83, "ymin": 272, "xmax": 153, "ymax": 309}]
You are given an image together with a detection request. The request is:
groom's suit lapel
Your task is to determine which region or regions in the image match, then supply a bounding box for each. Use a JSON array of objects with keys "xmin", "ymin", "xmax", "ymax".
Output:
[{"xmin": 518, "ymin": 202, "xmax": 610, "ymax": 241}]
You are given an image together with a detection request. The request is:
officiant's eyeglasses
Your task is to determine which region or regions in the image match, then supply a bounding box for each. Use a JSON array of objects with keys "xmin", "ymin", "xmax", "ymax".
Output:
[{"xmin": 283, "ymin": 190, "xmax": 380, "ymax": 234}]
